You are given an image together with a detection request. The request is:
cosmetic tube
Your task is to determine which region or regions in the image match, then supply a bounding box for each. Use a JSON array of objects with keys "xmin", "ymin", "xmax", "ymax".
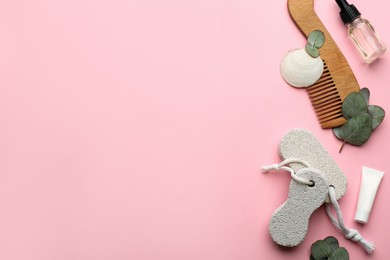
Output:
[{"xmin": 355, "ymin": 166, "xmax": 384, "ymax": 224}]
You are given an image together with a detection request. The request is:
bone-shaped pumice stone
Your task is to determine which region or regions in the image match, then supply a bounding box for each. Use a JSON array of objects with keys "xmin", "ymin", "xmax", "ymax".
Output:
[
  {"xmin": 269, "ymin": 168, "xmax": 328, "ymax": 247},
  {"xmin": 279, "ymin": 129, "xmax": 347, "ymax": 202}
]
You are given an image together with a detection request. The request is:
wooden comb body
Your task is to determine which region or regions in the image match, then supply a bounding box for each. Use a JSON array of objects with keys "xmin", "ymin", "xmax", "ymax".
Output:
[{"xmin": 288, "ymin": 0, "xmax": 360, "ymax": 128}]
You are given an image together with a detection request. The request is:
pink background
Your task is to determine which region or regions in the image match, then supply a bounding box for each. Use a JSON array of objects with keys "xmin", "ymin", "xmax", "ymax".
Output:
[{"xmin": 0, "ymin": 0, "xmax": 389, "ymax": 259}]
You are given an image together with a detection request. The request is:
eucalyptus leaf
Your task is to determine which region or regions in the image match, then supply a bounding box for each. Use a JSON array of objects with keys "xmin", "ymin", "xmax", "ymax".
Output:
[
  {"xmin": 337, "ymin": 113, "xmax": 372, "ymax": 152},
  {"xmin": 360, "ymin": 87, "xmax": 370, "ymax": 104},
  {"xmin": 305, "ymin": 43, "xmax": 320, "ymax": 58},
  {"xmin": 328, "ymin": 247, "xmax": 349, "ymax": 260},
  {"xmin": 332, "ymin": 127, "xmax": 343, "ymax": 140},
  {"xmin": 308, "ymin": 30, "xmax": 325, "ymax": 48},
  {"xmin": 324, "ymin": 236, "xmax": 339, "ymax": 251},
  {"xmin": 342, "ymin": 92, "xmax": 368, "ymax": 119},
  {"xmin": 333, "ymin": 87, "xmax": 386, "ymax": 152},
  {"xmin": 311, "ymin": 240, "xmax": 333, "ymax": 259},
  {"xmin": 311, "ymin": 237, "xmax": 349, "ymax": 260},
  {"xmin": 368, "ymin": 105, "xmax": 385, "ymax": 129}
]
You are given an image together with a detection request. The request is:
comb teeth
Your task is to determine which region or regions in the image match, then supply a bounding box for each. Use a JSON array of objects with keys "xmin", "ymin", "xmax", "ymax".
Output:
[{"xmin": 306, "ymin": 62, "xmax": 345, "ymax": 128}]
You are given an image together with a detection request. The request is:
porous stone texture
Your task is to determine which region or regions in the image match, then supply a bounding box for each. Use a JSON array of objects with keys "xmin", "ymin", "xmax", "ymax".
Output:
[
  {"xmin": 269, "ymin": 168, "xmax": 328, "ymax": 247},
  {"xmin": 279, "ymin": 129, "xmax": 347, "ymax": 202}
]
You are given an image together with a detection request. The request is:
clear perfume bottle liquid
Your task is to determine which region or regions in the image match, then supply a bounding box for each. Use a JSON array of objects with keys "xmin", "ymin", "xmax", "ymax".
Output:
[
  {"xmin": 348, "ymin": 18, "xmax": 387, "ymax": 63},
  {"xmin": 335, "ymin": 0, "xmax": 387, "ymax": 63}
]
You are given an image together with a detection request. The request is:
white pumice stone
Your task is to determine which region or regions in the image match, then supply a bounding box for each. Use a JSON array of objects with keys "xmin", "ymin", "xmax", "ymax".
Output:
[
  {"xmin": 269, "ymin": 167, "xmax": 328, "ymax": 247},
  {"xmin": 280, "ymin": 48, "xmax": 324, "ymax": 88},
  {"xmin": 279, "ymin": 129, "xmax": 347, "ymax": 202}
]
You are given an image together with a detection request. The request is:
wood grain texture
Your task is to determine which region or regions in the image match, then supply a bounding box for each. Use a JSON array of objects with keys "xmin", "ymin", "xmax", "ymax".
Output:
[{"xmin": 288, "ymin": 0, "xmax": 360, "ymax": 128}]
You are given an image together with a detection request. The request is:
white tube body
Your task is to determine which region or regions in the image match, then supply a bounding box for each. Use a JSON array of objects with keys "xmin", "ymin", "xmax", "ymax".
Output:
[{"xmin": 355, "ymin": 166, "xmax": 384, "ymax": 224}]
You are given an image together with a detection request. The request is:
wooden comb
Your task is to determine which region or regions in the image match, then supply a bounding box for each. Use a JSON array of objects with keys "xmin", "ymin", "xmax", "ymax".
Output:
[{"xmin": 288, "ymin": 0, "xmax": 360, "ymax": 128}]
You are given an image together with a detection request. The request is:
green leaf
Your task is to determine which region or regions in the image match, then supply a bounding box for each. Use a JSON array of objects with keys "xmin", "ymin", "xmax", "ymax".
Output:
[
  {"xmin": 308, "ymin": 30, "xmax": 325, "ymax": 48},
  {"xmin": 337, "ymin": 113, "xmax": 373, "ymax": 152},
  {"xmin": 368, "ymin": 105, "xmax": 385, "ymax": 129},
  {"xmin": 360, "ymin": 88, "xmax": 370, "ymax": 104},
  {"xmin": 329, "ymin": 247, "xmax": 349, "ymax": 260},
  {"xmin": 305, "ymin": 43, "xmax": 320, "ymax": 58},
  {"xmin": 332, "ymin": 127, "xmax": 343, "ymax": 140},
  {"xmin": 324, "ymin": 236, "xmax": 339, "ymax": 251},
  {"xmin": 342, "ymin": 92, "xmax": 368, "ymax": 119},
  {"xmin": 311, "ymin": 240, "xmax": 333, "ymax": 259},
  {"xmin": 311, "ymin": 237, "xmax": 349, "ymax": 260}
]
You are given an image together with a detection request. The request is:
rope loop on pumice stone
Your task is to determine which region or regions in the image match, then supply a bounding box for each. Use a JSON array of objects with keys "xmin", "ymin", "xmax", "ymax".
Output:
[
  {"xmin": 326, "ymin": 186, "xmax": 375, "ymax": 254},
  {"xmin": 262, "ymin": 158, "xmax": 313, "ymax": 186}
]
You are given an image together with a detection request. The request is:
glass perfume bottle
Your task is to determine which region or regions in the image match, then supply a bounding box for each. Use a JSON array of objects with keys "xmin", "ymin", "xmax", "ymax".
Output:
[{"xmin": 335, "ymin": 0, "xmax": 387, "ymax": 63}]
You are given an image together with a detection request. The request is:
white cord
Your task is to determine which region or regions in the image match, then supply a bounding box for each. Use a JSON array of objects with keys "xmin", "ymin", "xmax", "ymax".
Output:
[
  {"xmin": 326, "ymin": 186, "xmax": 375, "ymax": 254},
  {"xmin": 264, "ymin": 159, "xmax": 375, "ymax": 253},
  {"xmin": 262, "ymin": 158, "xmax": 313, "ymax": 185}
]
